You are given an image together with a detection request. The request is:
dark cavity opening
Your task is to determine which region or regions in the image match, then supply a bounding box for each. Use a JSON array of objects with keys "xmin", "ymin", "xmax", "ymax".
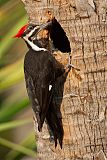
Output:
[{"xmin": 49, "ymin": 18, "xmax": 71, "ymax": 53}]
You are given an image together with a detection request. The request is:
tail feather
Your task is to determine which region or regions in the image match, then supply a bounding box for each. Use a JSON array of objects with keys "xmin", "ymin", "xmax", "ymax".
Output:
[{"xmin": 46, "ymin": 102, "xmax": 64, "ymax": 148}]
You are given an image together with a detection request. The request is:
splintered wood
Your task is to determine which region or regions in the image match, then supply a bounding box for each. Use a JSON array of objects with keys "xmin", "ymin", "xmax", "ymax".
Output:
[{"xmin": 21, "ymin": 0, "xmax": 107, "ymax": 159}]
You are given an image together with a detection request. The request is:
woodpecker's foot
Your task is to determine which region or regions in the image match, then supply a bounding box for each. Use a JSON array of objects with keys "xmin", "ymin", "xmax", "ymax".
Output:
[
  {"xmin": 67, "ymin": 54, "xmax": 80, "ymax": 71},
  {"xmin": 68, "ymin": 64, "xmax": 80, "ymax": 71},
  {"xmin": 65, "ymin": 63, "xmax": 80, "ymax": 71}
]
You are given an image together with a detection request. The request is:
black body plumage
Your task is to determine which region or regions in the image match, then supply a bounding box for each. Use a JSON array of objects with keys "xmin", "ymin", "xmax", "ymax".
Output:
[
  {"xmin": 24, "ymin": 48, "xmax": 64, "ymax": 130},
  {"xmin": 24, "ymin": 42, "xmax": 65, "ymax": 148}
]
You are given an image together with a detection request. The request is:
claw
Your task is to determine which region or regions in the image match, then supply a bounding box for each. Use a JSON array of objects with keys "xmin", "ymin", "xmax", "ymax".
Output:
[
  {"xmin": 68, "ymin": 64, "xmax": 80, "ymax": 71},
  {"xmin": 65, "ymin": 63, "xmax": 80, "ymax": 71},
  {"xmin": 65, "ymin": 53, "xmax": 80, "ymax": 71}
]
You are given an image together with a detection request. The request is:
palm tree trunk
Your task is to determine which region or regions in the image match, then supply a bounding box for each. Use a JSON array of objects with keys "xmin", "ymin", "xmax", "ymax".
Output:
[{"xmin": 21, "ymin": 0, "xmax": 107, "ymax": 159}]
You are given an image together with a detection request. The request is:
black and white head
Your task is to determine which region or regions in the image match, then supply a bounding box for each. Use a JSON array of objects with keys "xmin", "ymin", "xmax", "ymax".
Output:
[
  {"xmin": 13, "ymin": 22, "xmax": 51, "ymax": 39},
  {"xmin": 13, "ymin": 22, "xmax": 52, "ymax": 51}
]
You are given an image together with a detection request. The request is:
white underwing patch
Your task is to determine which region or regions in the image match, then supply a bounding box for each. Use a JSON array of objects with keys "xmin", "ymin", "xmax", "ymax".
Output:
[{"xmin": 49, "ymin": 85, "xmax": 52, "ymax": 91}]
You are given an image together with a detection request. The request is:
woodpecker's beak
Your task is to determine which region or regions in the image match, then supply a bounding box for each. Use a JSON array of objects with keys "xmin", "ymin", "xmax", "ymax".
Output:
[
  {"xmin": 29, "ymin": 21, "xmax": 52, "ymax": 40},
  {"xmin": 36, "ymin": 21, "xmax": 52, "ymax": 35},
  {"xmin": 30, "ymin": 21, "xmax": 52, "ymax": 40}
]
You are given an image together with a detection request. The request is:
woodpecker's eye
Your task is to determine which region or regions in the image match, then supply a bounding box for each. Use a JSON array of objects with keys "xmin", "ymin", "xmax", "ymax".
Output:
[{"xmin": 28, "ymin": 26, "xmax": 34, "ymax": 30}]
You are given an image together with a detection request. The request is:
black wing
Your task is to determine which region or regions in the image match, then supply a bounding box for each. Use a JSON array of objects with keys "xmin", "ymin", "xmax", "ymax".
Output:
[{"xmin": 24, "ymin": 58, "xmax": 55, "ymax": 132}]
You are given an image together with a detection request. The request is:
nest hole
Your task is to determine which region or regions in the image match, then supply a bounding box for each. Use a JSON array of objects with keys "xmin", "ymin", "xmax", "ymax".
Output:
[{"xmin": 49, "ymin": 18, "xmax": 71, "ymax": 53}]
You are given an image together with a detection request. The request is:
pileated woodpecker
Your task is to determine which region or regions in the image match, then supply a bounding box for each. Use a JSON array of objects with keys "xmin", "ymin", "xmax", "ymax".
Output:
[{"xmin": 13, "ymin": 22, "xmax": 67, "ymax": 148}]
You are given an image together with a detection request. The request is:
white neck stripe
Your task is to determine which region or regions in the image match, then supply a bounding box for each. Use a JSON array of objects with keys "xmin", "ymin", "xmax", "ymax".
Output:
[
  {"xmin": 27, "ymin": 27, "xmax": 37, "ymax": 38},
  {"xmin": 23, "ymin": 37, "xmax": 47, "ymax": 52}
]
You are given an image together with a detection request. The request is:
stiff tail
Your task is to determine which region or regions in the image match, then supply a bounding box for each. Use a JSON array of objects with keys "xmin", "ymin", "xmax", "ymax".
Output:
[{"xmin": 46, "ymin": 101, "xmax": 64, "ymax": 149}]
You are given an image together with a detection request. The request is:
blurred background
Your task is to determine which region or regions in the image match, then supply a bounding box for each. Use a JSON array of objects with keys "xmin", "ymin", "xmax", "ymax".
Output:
[{"xmin": 0, "ymin": 0, "xmax": 36, "ymax": 159}]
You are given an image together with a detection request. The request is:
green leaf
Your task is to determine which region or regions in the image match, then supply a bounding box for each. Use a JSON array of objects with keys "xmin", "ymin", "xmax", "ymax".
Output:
[
  {"xmin": 0, "ymin": 119, "xmax": 32, "ymax": 132},
  {"xmin": 0, "ymin": 0, "xmax": 26, "ymax": 27},
  {"xmin": 0, "ymin": 59, "xmax": 24, "ymax": 91},
  {"xmin": 6, "ymin": 132, "xmax": 36, "ymax": 160},
  {"xmin": 0, "ymin": 137, "xmax": 36, "ymax": 158},
  {"xmin": 0, "ymin": 0, "xmax": 10, "ymax": 6},
  {"xmin": 0, "ymin": 98, "xmax": 30, "ymax": 122},
  {"xmin": 0, "ymin": 67, "xmax": 24, "ymax": 91},
  {"xmin": 0, "ymin": 69, "xmax": 24, "ymax": 91},
  {"xmin": 0, "ymin": 59, "xmax": 23, "ymax": 79},
  {"xmin": 0, "ymin": 15, "xmax": 27, "ymax": 60}
]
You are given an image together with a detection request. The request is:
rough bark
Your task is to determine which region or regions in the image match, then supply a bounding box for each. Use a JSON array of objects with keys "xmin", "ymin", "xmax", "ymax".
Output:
[{"xmin": 21, "ymin": 0, "xmax": 107, "ymax": 159}]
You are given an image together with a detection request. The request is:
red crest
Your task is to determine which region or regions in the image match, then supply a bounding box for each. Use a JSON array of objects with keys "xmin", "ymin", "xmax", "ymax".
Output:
[{"xmin": 13, "ymin": 24, "xmax": 28, "ymax": 38}]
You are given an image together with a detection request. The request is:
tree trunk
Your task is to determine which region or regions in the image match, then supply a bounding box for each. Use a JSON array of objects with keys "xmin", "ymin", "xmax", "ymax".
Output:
[{"xmin": 21, "ymin": 0, "xmax": 107, "ymax": 159}]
